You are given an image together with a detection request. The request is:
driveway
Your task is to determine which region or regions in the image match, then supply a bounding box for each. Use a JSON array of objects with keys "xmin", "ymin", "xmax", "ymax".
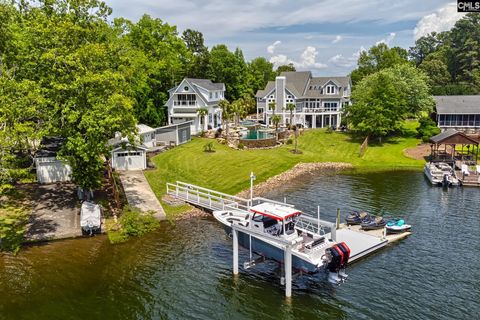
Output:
[
  {"xmin": 118, "ymin": 171, "xmax": 166, "ymax": 220},
  {"xmin": 25, "ymin": 183, "xmax": 82, "ymax": 241}
]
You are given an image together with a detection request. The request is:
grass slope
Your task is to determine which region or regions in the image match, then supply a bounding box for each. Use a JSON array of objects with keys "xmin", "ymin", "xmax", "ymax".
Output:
[{"xmin": 145, "ymin": 127, "xmax": 423, "ymax": 216}]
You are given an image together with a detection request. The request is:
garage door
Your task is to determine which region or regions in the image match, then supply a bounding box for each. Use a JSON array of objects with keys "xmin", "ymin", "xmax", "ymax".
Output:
[
  {"xmin": 114, "ymin": 151, "xmax": 145, "ymax": 170},
  {"xmin": 37, "ymin": 161, "xmax": 72, "ymax": 184}
]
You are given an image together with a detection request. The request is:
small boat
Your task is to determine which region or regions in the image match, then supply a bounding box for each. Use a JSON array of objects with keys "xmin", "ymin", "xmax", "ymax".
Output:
[
  {"xmin": 385, "ymin": 219, "xmax": 411, "ymax": 234},
  {"xmin": 80, "ymin": 201, "xmax": 102, "ymax": 236},
  {"xmin": 213, "ymin": 202, "xmax": 350, "ymax": 282},
  {"xmin": 345, "ymin": 211, "xmax": 371, "ymax": 225},
  {"xmin": 361, "ymin": 216, "xmax": 386, "ymax": 230},
  {"xmin": 424, "ymin": 162, "xmax": 460, "ymax": 186}
]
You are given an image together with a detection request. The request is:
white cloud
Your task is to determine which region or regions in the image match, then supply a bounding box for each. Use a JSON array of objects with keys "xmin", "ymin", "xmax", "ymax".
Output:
[
  {"xmin": 414, "ymin": 2, "xmax": 463, "ymax": 40},
  {"xmin": 267, "ymin": 40, "xmax": 281, "ymax": 54},
  {"xmin": 270, "ymin": 46, "xmax": 327, "ymax": 70},
  {"xmin": 332, "ymin": 35, "xmax": 343, "ymax": 44},
  {"xmin": 328, "ymin": 46, "xmax": 366, "ymax": 68},
  {"xmin": 376, "ymin": 32, "xmax": 396, "ymax": 45}
]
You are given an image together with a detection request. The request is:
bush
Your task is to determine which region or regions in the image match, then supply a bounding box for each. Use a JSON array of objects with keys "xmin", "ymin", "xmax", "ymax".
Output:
[
  {"xmin": 238, "ymin": 142, "xmax": 245, "ymax": 149},
  {"xmin": 417, "ymin": 117, "xmax": 440, "ymax": 142},
  {"xmin": 214, "ymin": 128, "xmax": 223, "ymax": 138},
  {"xmin": 286, "ymin": 138, "xmax": 293, "ymax": 145},
  {"xmin": 203, "ymin": 142, "xmax": 215, "ymax": 152},
  {"xmin": 107, "ymin": 206, "xmax": 160, "ymax": 244},
  {"xmin": 0, "ymin": 207, "xmax": 28, "ymax": 253}
]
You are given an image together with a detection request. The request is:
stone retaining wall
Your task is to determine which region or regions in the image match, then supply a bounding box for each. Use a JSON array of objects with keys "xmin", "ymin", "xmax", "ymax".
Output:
[{"xmin": 239, "ymin": 137, "xmax": 277, "ymax": 148}]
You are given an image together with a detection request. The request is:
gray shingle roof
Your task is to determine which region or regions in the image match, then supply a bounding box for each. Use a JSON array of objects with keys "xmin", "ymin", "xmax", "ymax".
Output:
[
  {"xmin": 185, "ymin": 78, "xmax": 225, "ymax": 91},
  {"xmin": 434, "ymin": 95, "xmax": 480, "ymax": 114},
  {"xmin": 255, "ymin": 72, "xmax": 351, "ymax": 99}
]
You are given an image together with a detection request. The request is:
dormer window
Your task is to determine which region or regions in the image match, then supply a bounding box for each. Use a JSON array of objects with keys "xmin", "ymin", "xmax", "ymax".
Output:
[
  {"xmin": 326, "ymin": 85, "xmax": 336, "ymax": 94},
  {"xmin": 209, "ymin": 92, "xmax": 212, "ymax": 99}
]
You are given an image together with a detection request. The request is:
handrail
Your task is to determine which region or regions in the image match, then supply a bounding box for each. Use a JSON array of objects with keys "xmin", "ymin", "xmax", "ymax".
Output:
[{"xmin": 175, "ymin": 181, "xmax": 249, "ymax": 203}]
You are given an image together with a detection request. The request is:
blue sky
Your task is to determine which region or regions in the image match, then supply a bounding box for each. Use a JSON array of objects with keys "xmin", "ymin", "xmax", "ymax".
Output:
[{"xmin": 105, "ymin": 0, "xmax": 465, "ymax": 76}]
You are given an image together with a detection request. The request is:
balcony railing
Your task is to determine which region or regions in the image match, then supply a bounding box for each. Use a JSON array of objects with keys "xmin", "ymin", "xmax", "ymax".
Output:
[{"xmin": 173, "ymin": 100, "xmax": 197, "ymax": 107}]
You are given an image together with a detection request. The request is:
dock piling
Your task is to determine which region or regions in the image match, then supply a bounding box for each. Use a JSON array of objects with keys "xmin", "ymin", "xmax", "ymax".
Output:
[
  {"xmin": 336, "ymin": 208, "xmax": 340, "ymax": 229},
  {"xmin": 233, "ymin": 229, "xmax": 239, "ymax": 275},
  {"xmin": 284, "ymin": 246, "xmax": 292, "ymax": 298}
]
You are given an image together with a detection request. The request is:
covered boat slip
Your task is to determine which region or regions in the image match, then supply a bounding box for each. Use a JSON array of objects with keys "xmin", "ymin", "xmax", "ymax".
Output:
[{"xmin": 428, "ymin": 130, "xmax": 480, "ymax": 186}]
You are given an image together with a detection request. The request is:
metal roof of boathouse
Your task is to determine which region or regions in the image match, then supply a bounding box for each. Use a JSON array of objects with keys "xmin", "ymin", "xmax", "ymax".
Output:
[
  {"xmin": 430, "ymin": 129, "xmax": 479, "ymax": 145},
  {"xmin": 250, "ymin": 202, "xmax": 301, "ymax": 221}
]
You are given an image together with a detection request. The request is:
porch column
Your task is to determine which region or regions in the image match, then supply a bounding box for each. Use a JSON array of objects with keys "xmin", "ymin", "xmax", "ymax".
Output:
[
  {"xmin": 313, "ymin": 115, "xmax": 317, "ymax": 128},
  {"xmin": 321, "ymin": 114, "xmax": 324, "ymax": 128}
]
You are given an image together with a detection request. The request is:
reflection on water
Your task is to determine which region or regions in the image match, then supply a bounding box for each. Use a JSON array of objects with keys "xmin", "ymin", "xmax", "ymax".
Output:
[{"xmin": 0, "ymin": 171, "xmax": 479, "ymax": 319}]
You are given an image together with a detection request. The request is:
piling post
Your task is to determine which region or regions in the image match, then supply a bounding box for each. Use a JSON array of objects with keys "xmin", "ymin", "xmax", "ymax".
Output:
[
  {"xmin": 233, "ymin": 229, "xmax": 239, "ymax": 275},
  {"xmin": 284, "ymin": 246, "xmax": 292, "ymax": 298},
  {"xmin": 336, "ymin": 208, "xmax": 340, "ymax": 229}
]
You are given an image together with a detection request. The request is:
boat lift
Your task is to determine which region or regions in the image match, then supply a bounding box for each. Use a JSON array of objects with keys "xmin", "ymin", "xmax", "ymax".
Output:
[{"xmin": 166, "ymin": 180, "xmax": 411, "ymax": 298}]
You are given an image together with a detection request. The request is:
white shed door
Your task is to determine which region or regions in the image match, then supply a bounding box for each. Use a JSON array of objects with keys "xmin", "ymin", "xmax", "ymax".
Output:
[
  {"xmin": 114, "ymin": 151, "xmax": 145, "ymax": 170},
  {"xmin": 37, "ymin": 161, "xmax": 72, "ymax": 184}
]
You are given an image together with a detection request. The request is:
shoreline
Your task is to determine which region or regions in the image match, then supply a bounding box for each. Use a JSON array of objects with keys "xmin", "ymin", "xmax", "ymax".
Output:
[{"xmin": 236, "ymin": 162, "xmax": 354, "ymax": 198}]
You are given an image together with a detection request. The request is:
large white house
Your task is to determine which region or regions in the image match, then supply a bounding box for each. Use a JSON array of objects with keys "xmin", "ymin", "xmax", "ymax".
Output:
[
  {"xmin": 165, "ymin": 78, "xmax": 225, "ymax": 134},
  {"xmin": 255, "ymin": 71, "xmax": 351, "ymax": 129}
]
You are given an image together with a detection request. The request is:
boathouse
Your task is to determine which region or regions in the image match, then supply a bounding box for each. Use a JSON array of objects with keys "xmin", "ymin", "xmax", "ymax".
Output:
[{"xmin": 435, "ymin": 95, "xmax": 480, "ymax": 134}]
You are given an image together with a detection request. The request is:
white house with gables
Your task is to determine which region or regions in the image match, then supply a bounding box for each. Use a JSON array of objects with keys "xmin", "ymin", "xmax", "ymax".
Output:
[
  {"xmin": 165, "ymin": 78, "xmax": 225, "ymax": 134},
  {"xmin": 255, "ymin": 71, "xmax": 351, "ymax": 129}
]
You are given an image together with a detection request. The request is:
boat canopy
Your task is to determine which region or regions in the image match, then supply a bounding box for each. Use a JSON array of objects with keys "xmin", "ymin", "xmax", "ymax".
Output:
[{"xmin": 250, "ymin": 202, "xmax": 301, "ymax": 221}]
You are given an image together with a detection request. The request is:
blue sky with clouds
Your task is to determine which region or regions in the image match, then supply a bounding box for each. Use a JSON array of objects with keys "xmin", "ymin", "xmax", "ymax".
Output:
[{"xmin": 104, "ymin": 0, "xmax": 465, "ymax": 76}]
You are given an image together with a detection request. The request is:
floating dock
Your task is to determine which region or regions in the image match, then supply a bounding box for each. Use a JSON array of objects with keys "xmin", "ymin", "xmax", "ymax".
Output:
[{"xmin": 167, "ymin": 181, "xmax": 412, "ymax": 297}]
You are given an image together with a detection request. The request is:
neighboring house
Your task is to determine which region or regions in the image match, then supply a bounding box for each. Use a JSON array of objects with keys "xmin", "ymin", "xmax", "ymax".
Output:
[
  {"xmin": 110, "ymin": 122, "xmax": 192, "ymax": 171},
  {"xmin": 35, "ymin": 137, "xmax": 72, "ymax": 184},
  {"xmin": 255, "ymin": 71, "xmax": 351, "ymax": 129},
  {"xmin": 165, "ymin": 78, "xmax": 225, "ymax": 134},
  {"xmin": 435, "ymin": 95, "xmax": 480, "ymax": 133}
]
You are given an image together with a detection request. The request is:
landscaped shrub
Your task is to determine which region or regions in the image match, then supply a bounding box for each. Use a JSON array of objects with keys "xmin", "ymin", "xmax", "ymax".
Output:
[
  {"xmin": 107, "ymin": 206, "xmax": 159, "ymax": 244},
  {"xmin": 286, "ymin": 138, "xmax": 293, "ymax": 145},
  {"xmin": 417, "ymin": 117, "xmax": 440, "ymax": 142},
  {"xmin": 203, "ymin": 142, "xmax": 215, "ymax": 152},
  {"xmin": 238, "ymin": 142, "xmax": 245, "ymax": 149},
  {"xmin": 214, "ymin": 128, "xmax": 223, "ymax": 138}
]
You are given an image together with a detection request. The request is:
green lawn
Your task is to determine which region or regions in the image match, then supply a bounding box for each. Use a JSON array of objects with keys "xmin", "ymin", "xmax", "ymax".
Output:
[{"xmin": 145, "ymin": 127, "xmax": 424, "ymax": 217}]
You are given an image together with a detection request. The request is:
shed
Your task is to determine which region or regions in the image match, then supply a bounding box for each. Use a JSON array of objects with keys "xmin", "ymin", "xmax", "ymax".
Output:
[
  {"xmin": 111, "ymin": 143, "xmax": 148, "ymax": 171},
  {"xmin": 137, "ymin": 124, "xmax": 156, "ymax": 148},
  {"xmin": 35, "ymin": 137, "xmax": 72, "ymax": 184},
  {"xmin": 155, "ymin": 121, "xmax": 192, "ymax": 146}
]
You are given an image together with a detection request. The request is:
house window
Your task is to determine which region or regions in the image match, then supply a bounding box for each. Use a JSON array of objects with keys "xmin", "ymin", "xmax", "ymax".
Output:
[
  {"xmin": 324, "ymin": 102, "xmax": 338, "ymax": 111},
  {"xmin": 215, "ymin": 92, "xmax": 218, "ymax": 98},
  {"xmin": 326, "ymin": 85, "xmax": 336, "ymax": 94},
  {"xmin": 184, "ymin": 86, "xmax": 189, "ymax": 91},
  {"xmin": 309, "ymin": 86, "xmax": 313, "ymax": 90},
  {"xmin": 209, "ymin": 92, "xmax": 212, "ymax": 99}
]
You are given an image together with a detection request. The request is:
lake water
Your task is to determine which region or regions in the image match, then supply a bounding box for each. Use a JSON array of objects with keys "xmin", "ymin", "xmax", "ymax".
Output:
[{"xmin": 0, "ymin": 171, "xmax": 479, "ymax": 320}]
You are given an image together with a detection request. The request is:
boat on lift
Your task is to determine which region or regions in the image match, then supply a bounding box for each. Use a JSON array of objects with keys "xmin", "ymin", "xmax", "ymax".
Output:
[
  {"xmin": 424, "ymin": 162, "xmax": 460, "ymax": 186},
  {"xmin": 213, "ymin": 201, "xmax": 350, "ymax": 283}
]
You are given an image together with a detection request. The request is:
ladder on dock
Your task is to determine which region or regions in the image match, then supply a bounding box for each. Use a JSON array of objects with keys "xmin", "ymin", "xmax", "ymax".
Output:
[{"xmin": 166, "ymin": 181, "xmax": 251, "ymax": 211}]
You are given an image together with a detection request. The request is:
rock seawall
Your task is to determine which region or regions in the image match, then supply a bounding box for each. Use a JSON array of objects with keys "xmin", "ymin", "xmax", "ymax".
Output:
[{"xmin": 236, "ymin": 162, "xmax": 353, "ymax": 198}]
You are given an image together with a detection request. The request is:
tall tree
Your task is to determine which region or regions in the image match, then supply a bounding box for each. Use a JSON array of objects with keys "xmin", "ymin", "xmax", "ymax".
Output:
[
  {"xmin": 182, "ymin": 28, "xmax": 209, "ymax": 79},
  {"xmin": 275, "ymin": 63, "xmax": 296, "ymax": 75},
  {"xmin": 350, "ymin": 43, "xmax": 410, "ymax": 84},
  {"xmin": 247, "ymin": 57, "xmax": 275, "ymax": 94},
  {"xmin": 408, "ymin": 32, "xmax": 442, "ymax": 66},
  {"xmin": 346, "ymin": 64, "xmax": 434, "ymax": 139}
]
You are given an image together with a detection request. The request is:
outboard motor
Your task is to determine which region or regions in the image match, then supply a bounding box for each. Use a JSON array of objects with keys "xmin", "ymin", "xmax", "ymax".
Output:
[
  {"xmin": 327, "ymin": 245, "xmax": 343, "ymax": 284},
  {"xmin": 327, "ymin": 243, "xmax": 351, "ymax": 284},
  {"xmin": 337, "ymin": 242, "xmax": 351, "ymax": 279},
  {"xmin": 442, "ymin": 174, "xmax": 449, "ymax": 188}
]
